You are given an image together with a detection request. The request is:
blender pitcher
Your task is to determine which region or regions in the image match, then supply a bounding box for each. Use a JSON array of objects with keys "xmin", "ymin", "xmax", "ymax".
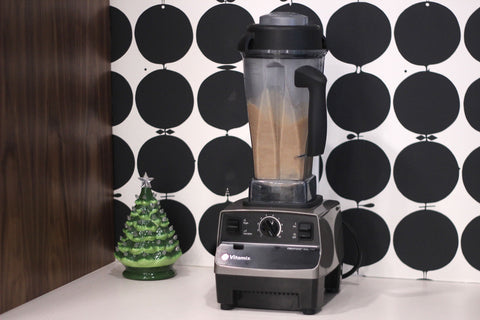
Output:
[{"xmin": 239, "ymin": 12, "xmax": 328, "ymax": 205}]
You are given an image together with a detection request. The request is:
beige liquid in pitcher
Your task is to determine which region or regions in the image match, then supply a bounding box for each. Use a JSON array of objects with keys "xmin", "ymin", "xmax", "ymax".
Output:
[
  {"xmin": 248, "ymin": 90, "xmax": 311, "ymax": 180},
  {"xmin": 248, "ymin": 100, "xmax": 278, "ymax": 179}
]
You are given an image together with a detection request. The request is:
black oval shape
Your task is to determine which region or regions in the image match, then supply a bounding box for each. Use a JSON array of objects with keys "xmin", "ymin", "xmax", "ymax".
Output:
[
  {"xmin": 394, "ymin": 2, "xmax": 460, "ymax": 66},
  {"xmin": 136, "ymin": 69, "xmax": 193, "ymax": 129},
  {"xmin": 464, "ymin": 78, "xmax": 480, "ymax": 132},
  {"xmin": 113, "ymin": 135, "xmax": 135, "ymax": 190},
  {"xmin": 463, "ymin": 147, "xmax": 480, "ymax": 203},
  {"xmin": 394, "ymin": 210, "xmax": 458, "ymax": 271},
  {"xmin": 198, "ymin": 70, "xmax": 248, "ymax": 131},
  {"xmin": 342, "ymin": 208, "xmax": 390, "ymax": 267},
  {"xmin": 462, "ymin": 216, "xmax": 480, "ymax": 271},
  {"xmin": 394, "ymin": 142, "xmax": 459, "ymax": 203},
  {"xmin": 199, "ymin": 201, "xmax": 231, "ymax": 256},
  {"xmin": 326, "ymin": 140, "xmax": 390, "ymax": 202},
  {"xmin": 327, "ymin": 2, "xmax": 391, "ymax": 66},
  {"xmin": 464, "ymin": 8, "xmax": 480, "ymax": 62},
  {"xmin": 394, "ymin": 71, "xmax": 459, "ymax": 135},
  {"xmin": 198, "ymin": 136, "xmax": 253, "ymax": 196},
  {"xmin": 137, "ymin": 135, "xmax": 195, "ymax": 193},
  {"xmin": 110, "ymin": 6, "xmax": 132, "ymax": 62},
  {"xmin": 196, "ymin": 4, "xmax": 253, "ymax": 64},
  {"xmin": 160, "ymin": 199, "xmax": 197, "ymax": 253},
  {"xmin": 135, "ymin": 5, "xmax": 193, "ymax": 64},
  {"xmin": 111, "ymin": 71, "xmax": 133, "ymax": 126},
  {"xmin": 327, "ymin": 72, "xmax": 390, "ymax": 134}
]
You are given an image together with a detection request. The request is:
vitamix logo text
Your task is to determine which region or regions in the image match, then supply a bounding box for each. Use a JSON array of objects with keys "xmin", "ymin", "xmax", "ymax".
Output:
[
  {"xmin": 229, "ymin": 255, "xmax": 251, "ymax": 261},
  {"xmin": 221, "ymin": 254, "xmax": 251, "ymax": 261}
]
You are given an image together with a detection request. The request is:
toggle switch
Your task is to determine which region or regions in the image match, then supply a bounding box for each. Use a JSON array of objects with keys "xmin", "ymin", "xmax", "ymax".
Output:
[
  {"xmin": 226, "ymin": 218, "xmax": 241, "ymax": 234},
  {"xmin": 298, "ymin": 222, "xmax": 313, "ymax": 240}
]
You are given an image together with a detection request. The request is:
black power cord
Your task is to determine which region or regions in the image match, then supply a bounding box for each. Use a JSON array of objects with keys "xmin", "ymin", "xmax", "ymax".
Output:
[{"xmin": 341, "ymin": 220, "xmax": 363, "ymax": 279}]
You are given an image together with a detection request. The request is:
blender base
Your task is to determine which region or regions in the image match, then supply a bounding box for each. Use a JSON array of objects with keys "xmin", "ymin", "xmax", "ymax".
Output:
[
  {"xmin": 216, "ymin": 266, "xmax": 341, "ymax": 314},
  {"xmin": 214, "ymin": 199, "xmax": 343, "ymax": 314},
  {"xmin": 216, "ymin": 274, "xmax": 325, "ymax": 314}
]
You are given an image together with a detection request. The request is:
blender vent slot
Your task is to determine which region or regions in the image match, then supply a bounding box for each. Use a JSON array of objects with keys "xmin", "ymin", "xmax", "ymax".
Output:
[
  {"xmin": 239, "ymin": 290, "xmax": 299, "ymax": 296},
  {"xmin": 234, "ymin": 290, "xmax": 300, "ymax": 310}
]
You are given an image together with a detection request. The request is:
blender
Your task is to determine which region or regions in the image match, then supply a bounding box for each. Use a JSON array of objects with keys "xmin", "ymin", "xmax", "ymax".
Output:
[{"xmin": 214, "ymin": 12, "xmax": 343, "ymax": 314}]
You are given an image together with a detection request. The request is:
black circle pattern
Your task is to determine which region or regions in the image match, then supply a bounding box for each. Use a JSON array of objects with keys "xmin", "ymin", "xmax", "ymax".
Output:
[
  {"xmin": 113, "ymin": 135, "xmax": 135, "ymax": 190},
  {"xmin": 160, "ymin": 199, "xmax": 196, "ymax": 253},
  {"xmin": 465, "ymin": 8, "xmax": 480, "ymax": 62},
  {"xmin": 394, "ymin": 142, "xmax": 459, "ymax": 204},
  {"xmin": 199, "ymin": 201, "xmax": 231, "ymax": 255},
  {"xmin": 137, "ymin": 135, "xmax": 195, "ymax": 194},
  {"xmin": 394, "ymin": 210, "xmax": 458, "ymax": 271},
  {"xmin": 326, "ymin": 140, "xmax": 390, "ymax": 203},
  {"xmin": 462, "ymin": 217, "xmax": 480, "ymax": 271},
  {"xmin": 111, "ymin": 71, "xmax": 133, "ymax": 126},
  {"xmin": 198, "ymin": 136, "xmax": 253, "ymax": 196},
  {"xmin": 326, "ymin": 2, "xmax": 391, "ymax": 66},
  {"xmin": 110, "ymin": 6, "xmax": 132, "ymax": 62},
  {"xmin": 198, "ymin": 70, "xmax": 248, "ymax": 131},
  {"xmin": 394, "ymin": 2, "xmax": 460, "ymax": 66},
  {"xmin": 327, "ymin": 72, "xmax": 390, "ymax": 134},
  {"xmin": 463, "ymin": 147, "xmax": 480, "ymax": 204},
  {"xmin": 136, "ymin": 69, "xmax": 193, "ymax": 129},
  {"xmin": 110, "ymin": 3, "xmax": 480, "ymax": 279},
  {"xmin": 394, "ymin": 71, "xmax": 459, "ymax": 135},
  {"xmin": 464, "ymin": 78, "xmax": 480, "ymax": 132},
  {"xmin": 342, "ymin": 208, "xmax": 390, "ymax": 267},
  {"xmin": 196, "ymin": 4, "xmax": 254, "ymax": 64},
  {"xmin": 135, "ymin": 5, "xmax": 193, "ymax": 64},
  {"xmin": 114, "ymin": 199, "xmax": 131, "ymax": 244}
]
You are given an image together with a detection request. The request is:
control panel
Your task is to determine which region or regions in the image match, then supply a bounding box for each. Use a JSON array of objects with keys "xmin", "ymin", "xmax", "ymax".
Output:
[{"xmin": 219, "ymin": 210, "xmax": 319, "ymax": 245}]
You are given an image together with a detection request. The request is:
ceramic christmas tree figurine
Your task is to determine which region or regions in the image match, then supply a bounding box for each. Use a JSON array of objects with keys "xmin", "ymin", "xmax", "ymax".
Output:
[{"xmin": 115, "ymin": 173, "xmax": 182, "ymax": 280}]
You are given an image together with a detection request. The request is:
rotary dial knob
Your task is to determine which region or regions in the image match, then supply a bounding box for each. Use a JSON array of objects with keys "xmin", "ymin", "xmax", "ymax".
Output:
[{"xmin": 259, "ymin": 216, "xmax": 281, "ymax": 237}]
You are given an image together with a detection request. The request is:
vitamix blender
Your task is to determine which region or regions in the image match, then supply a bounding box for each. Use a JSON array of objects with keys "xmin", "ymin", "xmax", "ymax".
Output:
[{"xmin": 214, "ymin": 12, "xmax": 343, "ymax": 314}]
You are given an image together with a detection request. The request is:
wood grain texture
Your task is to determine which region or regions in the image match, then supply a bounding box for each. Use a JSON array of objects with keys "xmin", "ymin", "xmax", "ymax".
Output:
[{"xmin": 0, "ymin": 0, "xmax": 113, "ymax": 313}]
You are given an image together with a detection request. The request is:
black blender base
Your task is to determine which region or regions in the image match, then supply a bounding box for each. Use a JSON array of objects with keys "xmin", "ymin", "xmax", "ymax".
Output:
[
  {"xmin": 216, "ymin": 267, "xmax": 341, "ymax": 315},
  {"xmin": 325, "ymin": 264, "xmax": 342, "ymax": 293},
  {"xmin": 216, "ymin": 274, "xmax": 324, "ymax": 314}
]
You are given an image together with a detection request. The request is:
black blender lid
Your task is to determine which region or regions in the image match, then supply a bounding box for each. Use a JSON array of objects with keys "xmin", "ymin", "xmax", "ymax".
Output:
[{"xmin": 238, "ymin": 12, "xmax": 326, "ymax": 55}]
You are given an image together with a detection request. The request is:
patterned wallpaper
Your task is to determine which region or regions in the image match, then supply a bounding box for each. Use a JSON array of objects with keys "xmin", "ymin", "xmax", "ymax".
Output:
[{"xmin": 110, "ymin": 0, "xmax": 480, "ymax": 282}]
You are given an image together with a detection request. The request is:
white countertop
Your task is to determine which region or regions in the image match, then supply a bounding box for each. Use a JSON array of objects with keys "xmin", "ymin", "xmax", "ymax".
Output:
[{"xmin": 3, "ymin": 262, "xmax": 480, "ymax": 319}]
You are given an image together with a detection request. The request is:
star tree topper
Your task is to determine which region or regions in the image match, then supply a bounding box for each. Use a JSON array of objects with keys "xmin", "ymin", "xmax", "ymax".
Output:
[{"xmin": 139, "ymin": 172, "xmax": 154, "ymax": 188}]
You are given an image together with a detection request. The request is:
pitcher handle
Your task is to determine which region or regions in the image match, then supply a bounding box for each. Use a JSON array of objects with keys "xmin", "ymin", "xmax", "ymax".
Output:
[{"xmin": 294, "ymin": 65, "xmax": 327, "ymax": 156}]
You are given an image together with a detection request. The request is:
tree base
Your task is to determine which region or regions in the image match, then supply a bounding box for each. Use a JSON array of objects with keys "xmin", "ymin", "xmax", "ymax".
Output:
[{"xmin": 122, "ymin": 265, "xmax": 176, "ymax": 280}]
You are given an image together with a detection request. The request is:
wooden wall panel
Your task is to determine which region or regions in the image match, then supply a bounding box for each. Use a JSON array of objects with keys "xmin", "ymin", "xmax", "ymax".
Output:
[{"xmin": 0, "ymin": 0, "xmax": 113, "ymax": 313}]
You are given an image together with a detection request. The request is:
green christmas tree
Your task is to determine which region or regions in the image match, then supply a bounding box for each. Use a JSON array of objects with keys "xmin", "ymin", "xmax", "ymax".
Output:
[{"xmin": 115, "ymin": 173, "xmax": 182, "ymax": 280}]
